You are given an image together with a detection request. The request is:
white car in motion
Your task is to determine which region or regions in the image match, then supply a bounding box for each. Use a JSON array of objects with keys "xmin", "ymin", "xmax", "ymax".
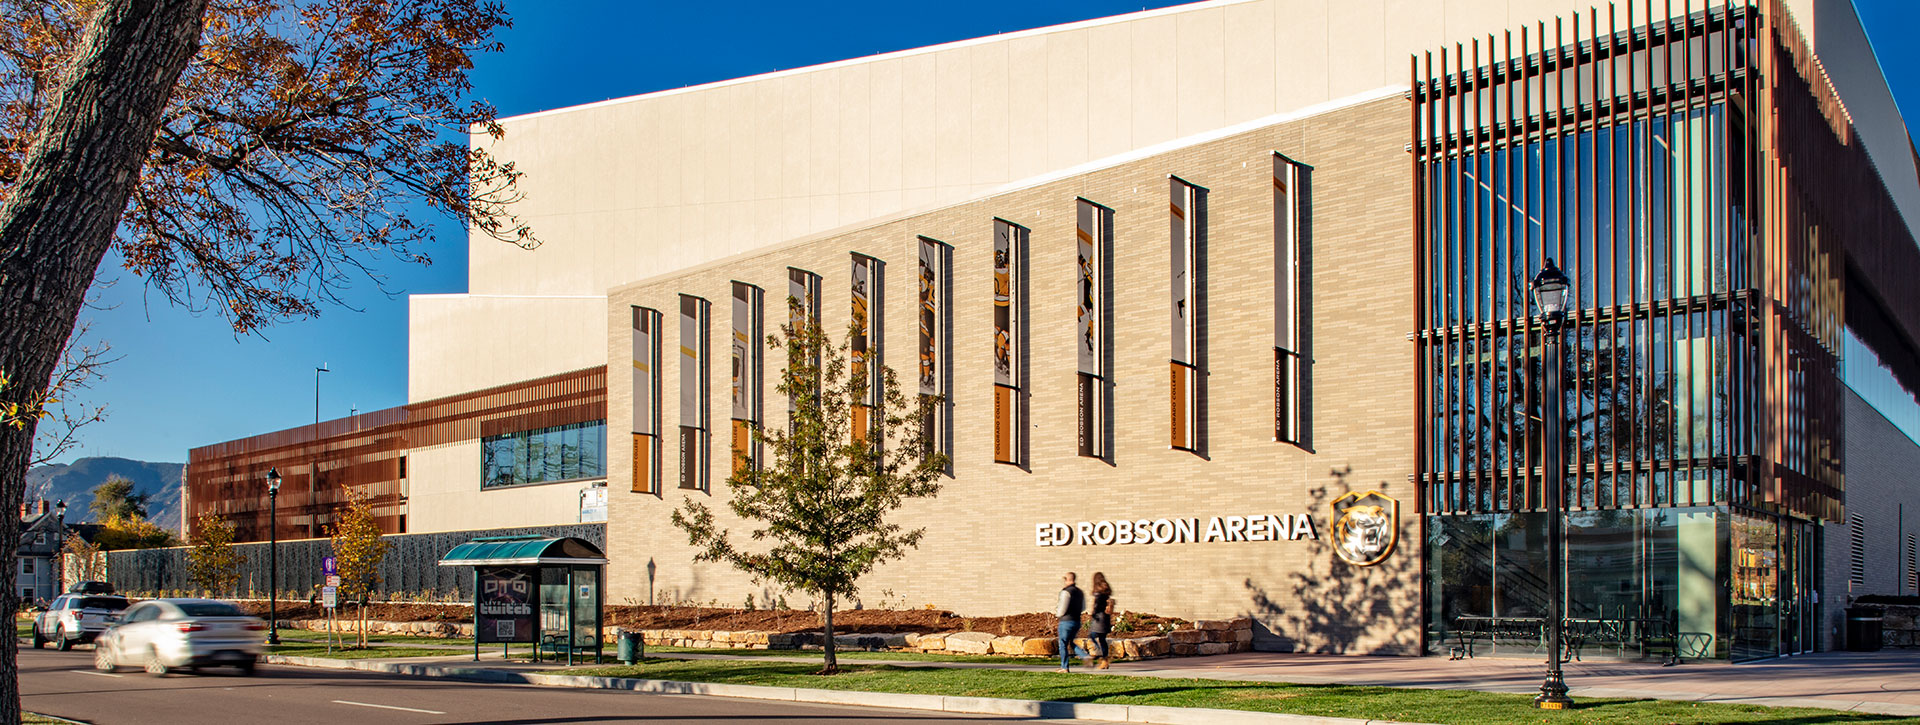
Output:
[{"xmin": 94, "ymin": 598, "xmax": 265, "ymax": 675}]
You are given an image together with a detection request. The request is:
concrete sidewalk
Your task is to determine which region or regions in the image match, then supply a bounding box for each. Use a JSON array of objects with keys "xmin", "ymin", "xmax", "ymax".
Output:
[{"xmin": 1030, "ymin": 649, "xmax": 1920, "ymax": 717}]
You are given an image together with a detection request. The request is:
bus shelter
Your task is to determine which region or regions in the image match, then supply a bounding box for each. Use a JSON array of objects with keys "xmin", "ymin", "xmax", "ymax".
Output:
[{"xmin": 437, "ymin": 535, "xmax": 607, "ymax": 665}]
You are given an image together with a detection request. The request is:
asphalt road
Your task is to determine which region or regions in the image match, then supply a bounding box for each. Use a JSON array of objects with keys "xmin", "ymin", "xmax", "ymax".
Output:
[{"xmin": 18, "ymin": 648, "xmax": 1081, "ymax": 724}]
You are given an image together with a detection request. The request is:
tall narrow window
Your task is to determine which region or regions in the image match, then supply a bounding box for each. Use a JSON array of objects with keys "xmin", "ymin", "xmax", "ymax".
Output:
[
  {"xmin": 1169, "ymin": 176, "xmax": 1205, "ymax": 453},
  {"xmin": 1075, "ymin": 198, "xmax": 1111, "ymax": 459},
  {"xmin": 918, "ymin": 237, "xmax": 953, "ymax": 472},
  {"xmin": 630, "ymin": 306, "xmax": 661, "ymax": 494},
  {"xmin": 730, "ymin": 282, "xmax": 763, "ymax": 475},
  {"xmin": 992, "ymin": 219, "xmax": 1027, "ymax": 466},
  {"xmin": 851, "ymin": 253, "xmax": 884, "ymax": 443},
  {"xmin": 787, "ymin": 267, "xmax": 822, "ymax": 429},
  {"xmin": 1274, "ymin": 153, "xmax": 1305, "ymax": 445},
  {"xmin": 678, "ymin": 294, "xmax": 710, "ymax": 490}
]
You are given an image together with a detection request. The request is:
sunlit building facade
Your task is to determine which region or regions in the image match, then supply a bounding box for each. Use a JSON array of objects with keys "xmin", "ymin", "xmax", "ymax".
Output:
[{"xmin": 184, "ymin": 0, "xmax": 1920, "ymax": 658}]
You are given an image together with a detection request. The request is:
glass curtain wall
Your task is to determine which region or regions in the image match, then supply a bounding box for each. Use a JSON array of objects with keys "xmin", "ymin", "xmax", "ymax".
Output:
[
  {"xmin": 1411, "ymin": 4, "xmax": 1834, "ymax": 661},
  {"xmin": 482, "ymin": 420, "xmax": 609, "ymax": 488}
]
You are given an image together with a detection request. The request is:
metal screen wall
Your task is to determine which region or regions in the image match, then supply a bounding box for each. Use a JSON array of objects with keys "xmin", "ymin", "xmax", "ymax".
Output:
[{"xmin": 1411, "ymin": 0, "xmax": 1845, "ymax": 520}]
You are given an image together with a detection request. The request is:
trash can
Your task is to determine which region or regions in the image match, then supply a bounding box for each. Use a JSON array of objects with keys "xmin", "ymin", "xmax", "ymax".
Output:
[
  {"xmin": 616, "ymin": 628, "xmax": 645, "ymax": 664},
  {"xmin": 1846, "ymin": 606, "xmax": 1884, "ymax": 652}
]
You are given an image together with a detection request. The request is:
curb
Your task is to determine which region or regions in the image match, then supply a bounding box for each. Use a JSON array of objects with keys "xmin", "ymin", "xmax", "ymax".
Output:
[{"xmin": 263, "ymin": 655, "xmax": 1425, "ymax": 725}]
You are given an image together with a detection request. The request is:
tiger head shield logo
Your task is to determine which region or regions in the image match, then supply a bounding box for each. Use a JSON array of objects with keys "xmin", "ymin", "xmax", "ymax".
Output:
[{"xmin": 1331, "ymin": 490, "xmax": 1398, "ymax": 566}]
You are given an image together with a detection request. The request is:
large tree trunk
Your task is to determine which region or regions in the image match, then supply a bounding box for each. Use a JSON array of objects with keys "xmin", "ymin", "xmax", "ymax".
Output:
[{"xmin": 0, "ymin": 0, "xmax": 206, "ymax": 722}]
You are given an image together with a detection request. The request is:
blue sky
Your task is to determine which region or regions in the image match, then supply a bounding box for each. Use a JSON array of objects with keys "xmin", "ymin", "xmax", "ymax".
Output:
[{"xmin": 53, "ymin": 0, "xmax": 1920, "ymax": 465}]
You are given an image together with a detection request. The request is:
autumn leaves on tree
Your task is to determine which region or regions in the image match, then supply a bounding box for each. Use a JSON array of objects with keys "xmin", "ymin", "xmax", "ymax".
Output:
[
  {"xmin": 671, "ymin": 303, "xmax": 948, "ymax": 675},
  {"xmin": 187, "ymin": 511, "xmax": 243, "ymax": 596},
  {"xmin": 0, "ymin": 0, "xmax": 527, "ymax": 717},
  {"xmin": 330, "ymin": 489, "xmax": 387, "ymax": 649}
]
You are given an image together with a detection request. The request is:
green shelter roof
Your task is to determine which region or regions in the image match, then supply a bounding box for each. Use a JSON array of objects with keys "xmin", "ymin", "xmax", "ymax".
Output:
[{"xmin": 436, "ymin": 536, "xmax": 607, "ymax": 567}]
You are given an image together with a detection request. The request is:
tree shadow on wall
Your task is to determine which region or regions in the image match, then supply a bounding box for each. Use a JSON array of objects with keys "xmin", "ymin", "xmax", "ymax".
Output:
[{"xmin": 1246, "ymin": 466, "xmax": 1421, "ymax": 655}]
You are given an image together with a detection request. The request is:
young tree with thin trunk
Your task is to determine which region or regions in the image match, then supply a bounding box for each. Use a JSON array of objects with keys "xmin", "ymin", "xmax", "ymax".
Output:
[
  {"xmin": 186, "ymin": 511, "xmax": 243, "ymax": 596},
  {"xmin": 0, "ymin": 1, "xmax": 525, "ymax": 718},
  {"xmin": 330, "ymin": 488, "xmax": 385, "ymax": 649},
  {"xmin": 671, "ymin": 301, "xmax": 947, "ymax": 675},
  {"xmin": 60, "ymin": 533, "xmax": 104, "ymax": 587}
]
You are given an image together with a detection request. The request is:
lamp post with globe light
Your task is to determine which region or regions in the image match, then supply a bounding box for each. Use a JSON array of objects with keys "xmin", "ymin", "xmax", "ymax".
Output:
[
  {"xmin": 1530, "ymin": 259, "xmax": 1574, "ymax": 710},
  {"xmin": 266, "ymin": 468, "xmax": 282, "ymax": 646}
]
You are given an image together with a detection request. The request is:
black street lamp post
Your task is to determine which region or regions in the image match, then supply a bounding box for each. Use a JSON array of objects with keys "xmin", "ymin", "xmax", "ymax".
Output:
[
  {"xmin": 266, "ymin": 468, "xmax": 282, "ymax": 646},
  {"xmin": 1531, "ymin": 259, "xmax": 1574, "ymax": 710}
]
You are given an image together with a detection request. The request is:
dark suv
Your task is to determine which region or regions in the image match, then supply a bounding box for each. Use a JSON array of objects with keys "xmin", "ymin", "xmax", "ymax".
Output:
[{"xmin": 33, "ymin": 594, "xmax": 131, "ymax": 650}]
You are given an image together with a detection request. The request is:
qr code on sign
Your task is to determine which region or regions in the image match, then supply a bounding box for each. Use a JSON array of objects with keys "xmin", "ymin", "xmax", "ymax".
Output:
[{"xmin": 496, "ymin": 621, "xmax": 515, "ymax": 639}]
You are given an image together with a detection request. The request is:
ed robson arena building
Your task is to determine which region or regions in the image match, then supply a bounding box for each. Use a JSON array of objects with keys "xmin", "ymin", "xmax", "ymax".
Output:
[{"xmin": 186, "ymin": 0, "xmax": 1920, "ymax": 660}]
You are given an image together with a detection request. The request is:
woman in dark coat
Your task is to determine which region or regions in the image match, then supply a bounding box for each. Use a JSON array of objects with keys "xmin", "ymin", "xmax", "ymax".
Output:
[{"xmin": 1087, "ymin": 572, "xmax": 1114, "ymax": 669}]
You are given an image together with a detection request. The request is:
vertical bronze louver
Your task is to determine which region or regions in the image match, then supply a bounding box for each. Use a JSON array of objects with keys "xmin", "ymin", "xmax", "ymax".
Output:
[
  {"xmin": 186, "ymin": 366, "xmax": 607, "ymax": 543},
  {"xmin": 1408, "ymin": 0, "xmax": 1882, "ymax": 522}
]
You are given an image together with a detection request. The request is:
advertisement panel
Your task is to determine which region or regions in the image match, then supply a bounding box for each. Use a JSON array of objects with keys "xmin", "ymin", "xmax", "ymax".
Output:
[
  {"xmin": 991, "ymin": 220, "xmax": 1023, "ymax": 464},
  {"xmin": 730, "ymin": 282, "xmax": 762, "ymax": 474},
  {"xmin": 1274, "ymin": 153, "xmax": 1302, "ymax": 444},
  {"xmin": 1075, "ymin": 199, "xmax": 1107, "ymax": 459},
  {"xmin": 475, "ymin": 567, "xmax": 535, "ymax": 644},
  {"xmin": 631, "ymin": 307, "xmax": 660, "ymax": 493},
  {"xmin": 1169, "ymin": 178, "xmax": 1199, "ymax": 451},
  {"xmin": 850, "ymin": 254, "xmax": 883, "ymax": 441}
]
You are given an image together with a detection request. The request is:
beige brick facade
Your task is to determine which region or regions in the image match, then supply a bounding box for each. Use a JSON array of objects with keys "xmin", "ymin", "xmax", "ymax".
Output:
[{"xmin": 603, "ymin": 94, "xmax": 1418, "ymax": 654}]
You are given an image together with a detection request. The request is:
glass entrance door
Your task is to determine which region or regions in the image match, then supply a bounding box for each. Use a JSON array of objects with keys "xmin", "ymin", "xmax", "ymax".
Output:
[
  {"xmin": 1781, "ymin": 522, "xmax": 1803, "ymax": 655},
  {"xmin": 1731, "ymin": 511, "xmax": 1779, "ymax": 661},
  {"xmin": 1785, "ymin": 520, "xmax": 1816, "ymax": 655}
]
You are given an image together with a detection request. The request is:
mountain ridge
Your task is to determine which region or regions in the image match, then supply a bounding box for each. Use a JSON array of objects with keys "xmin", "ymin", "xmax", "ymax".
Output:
[{"xmin": 25, "ymin": 457, "xmax": 184, "ymax": 532}]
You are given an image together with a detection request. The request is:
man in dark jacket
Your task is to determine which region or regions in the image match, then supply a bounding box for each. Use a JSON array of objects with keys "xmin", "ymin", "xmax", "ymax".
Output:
[{"xmin": 1055, "ymin": 572, "xmax": 1088, "ymax": 672}]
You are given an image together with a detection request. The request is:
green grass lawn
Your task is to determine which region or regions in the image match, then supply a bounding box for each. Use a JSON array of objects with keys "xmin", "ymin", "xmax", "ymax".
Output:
[
  {"xmin": 542, "ymin": 659, "xmax": 1920, "ymax": 725},
  {"xmin": 267, "ymin": 642, "xmax": 458, "ymax": 659}
]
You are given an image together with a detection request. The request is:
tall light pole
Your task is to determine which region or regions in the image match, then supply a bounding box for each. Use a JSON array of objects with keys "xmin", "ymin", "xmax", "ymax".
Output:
[
  {"xmin": 266, "ymin": 468, "xmax": 282, "ymax": 646},
  {"xmin": 313, "ymin": 363, "xmax": 328, "ymax": 543},
  {"xmin": 53, "ymin": 501, "xmax": 66, "ymax": 593},
  {"xmin": 315, "ymin": 363, "xmax": 330, "ymax": 427},
  {"xmin": 1531, "ymin": 259, "xmax": 1573, "ymax": 710}
]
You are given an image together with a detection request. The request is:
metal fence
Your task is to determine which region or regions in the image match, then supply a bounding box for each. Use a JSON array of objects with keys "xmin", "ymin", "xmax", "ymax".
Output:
[{"xmin": 107, "ymin": 523, "xmax": 605, "ymax": 601}]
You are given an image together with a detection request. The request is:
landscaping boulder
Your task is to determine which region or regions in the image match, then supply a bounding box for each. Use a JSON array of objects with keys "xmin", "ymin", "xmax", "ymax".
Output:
[
  {"xmin": 1172, "ymin": 643, "xmax": 1199, "ymax": 656},
  {"xmin": 1195, "ymin": 619, "xmax": 1233, "ymax": 632},
  {"xmin": 1230, "ymin": 617, "xmax": 1254, "ymax": 631},
  {"xmin": 944, "ymin": 631, "xmax": 994, "ymax": 654},
  {"xmin": 1168, "ymin": 629, "xmax": 1208, "ymax": 644},
  {"xmin": 991, "ymin": 635, "xmax": 1026, "ymax": 655},
  {"xmin": 908, "ymin": 633, "xmax": 945, "ymax": 650},
  {"xmin": 1021, "ymin": 637, "xmax": 1056, "ymax": 656},
  {"xmin": 1134, "ymin": 636, "xmax": 1170, "ymax": 657},
  {"xmin": 1197, "ymin": 642, "xmax": 1231, "ymax": 656}
]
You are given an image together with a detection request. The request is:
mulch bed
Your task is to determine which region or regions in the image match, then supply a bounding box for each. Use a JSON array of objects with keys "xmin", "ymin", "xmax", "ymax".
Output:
[
  {"xmin": 234, "ymin": 600, "xmax": 1189, "ymax": 640},
  {"xmin": 233, "ymin": 601, "xmax": 469, "ymax": 622}
]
